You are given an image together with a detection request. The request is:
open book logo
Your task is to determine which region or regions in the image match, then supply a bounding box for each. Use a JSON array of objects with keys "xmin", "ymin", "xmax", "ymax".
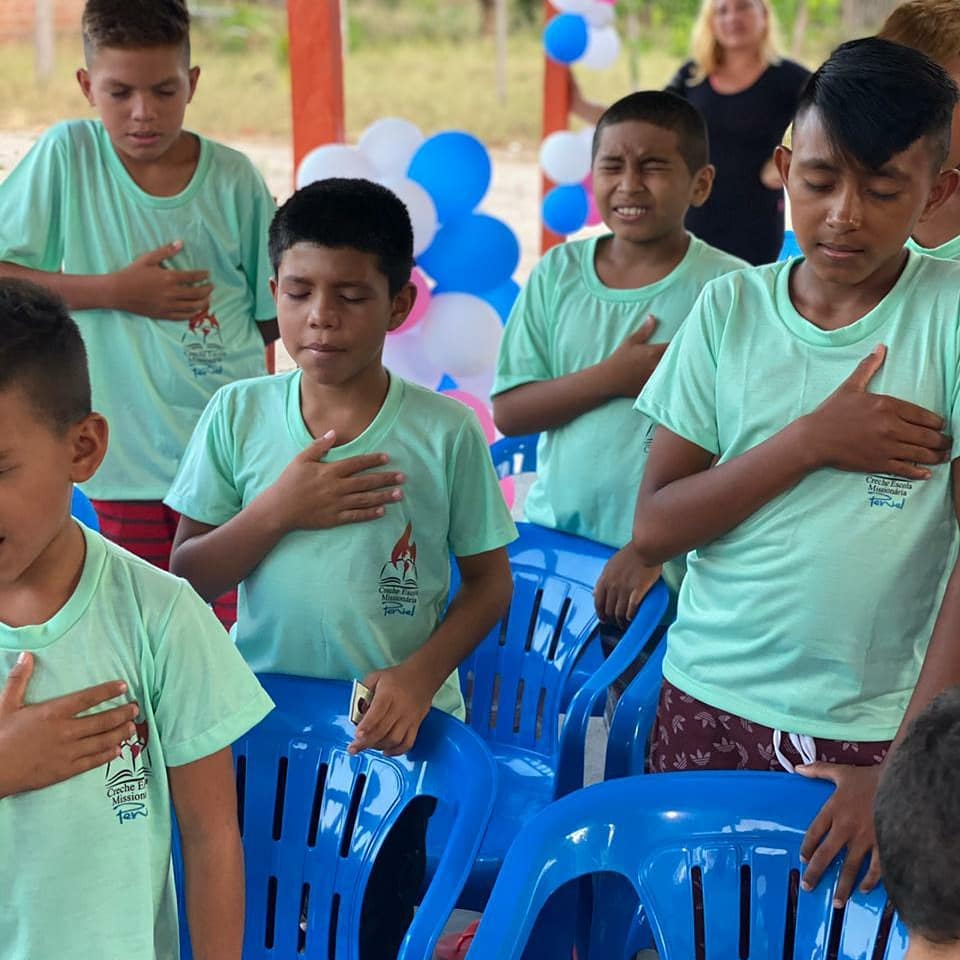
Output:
[{"xmin": 104, "ymin": 719, "xmax": 152, "ymax": 825}]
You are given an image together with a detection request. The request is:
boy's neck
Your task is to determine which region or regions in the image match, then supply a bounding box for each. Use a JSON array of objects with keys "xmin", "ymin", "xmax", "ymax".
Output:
[
  {"xmin": 789, "ymin": 251, "xmax": 908, "ymax": 332},
  {"xmin": 299, "ymin": 361, "xmax": 392, "ymax": 446},
  {"xmin": 112, "ymin": 130, "xmax": 201, "ymax": 197},
  {"xmin": 595, "ymin": 228, "xmax": 691, "ymax": 290},
  {"xmin": 0, "ymin": 521, "xmax": 86, "ymax": 629},
  {"xmin": 906, "ymin": 935, "xmax": 960, "ymax": 960},
  {"xmin": 911, "ymin": 183, "xmax": 960, "ymax": 250}
]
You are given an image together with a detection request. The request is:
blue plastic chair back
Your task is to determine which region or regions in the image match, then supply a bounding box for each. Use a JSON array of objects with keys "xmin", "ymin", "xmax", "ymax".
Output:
[
  {"xmin": 458, "ymin": 523, "xmax": 664, "ymax": 762},
  {"xmin": 71, "ymin": 486, "xmax": 100, "ymax": 531},
  {"xmin": 489, "ymin": 433, "xmax": 539, "ymax": 479},
  {"xmin": 779, "ymin": 229, "xmax": 802, "ymax": 260},
  {"xmin": 467, "ymin": 772, "xmax": 908, "ymax": 960},
  {"xmin": 175, "ymin": 675, "xmax": 497, "ymax": 960}
]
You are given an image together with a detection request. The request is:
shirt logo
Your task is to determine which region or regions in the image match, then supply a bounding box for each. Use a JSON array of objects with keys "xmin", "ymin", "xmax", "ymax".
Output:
[
  {"xmin": 182, "ymin": 309, "xmax": 225, "ymax": 377},
  {"xmin": 379, "ymin": 522, "xmax": 419, "ymax": 617},
  {"xmin": 104, "ymin": 720, "xmax": 152, "ymax": 825},
  {"xmin": 865, "ymin": 474, "xmax": 914, "ymax": 511}
]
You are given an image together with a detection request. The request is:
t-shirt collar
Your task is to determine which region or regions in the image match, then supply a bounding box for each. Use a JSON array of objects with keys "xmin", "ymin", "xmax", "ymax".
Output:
[
  {"xmin": 582, "ymin": 232, "xmax": 700, "ymax": 302},
  {"xmin": 0, "ymin": 524, "xmax": 105, "ymax": 649},
  {"xmin": 774, "ymin": 250, "xmax": 921, "ymax": 348},
  {"xmin": 285, "ymin": 367, "xmax": 405, "ymax": 458}
]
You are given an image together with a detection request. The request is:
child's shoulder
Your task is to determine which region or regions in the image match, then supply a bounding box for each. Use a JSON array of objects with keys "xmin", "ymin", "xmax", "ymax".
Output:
[
  {"xmin": 211, "ymin": 370, "xmax": 295, "ymax": 414},
  {"xmin": 30, "ymin": 119, "xmax": 102, "ymax": 158},
  {"xmin": 392, "ymin": 377, "xmax": 484, "ymax": 445},
  {"xmin": 532, "ymin": 235, "xmax": 592, "ymax": 278},
  {"xmin": 196, "ymin": 135, "xmax": 270, "ymax": 185},
  {"xmin": 687, "ymin": 235, "xmax": 751, "ymax": 281}
]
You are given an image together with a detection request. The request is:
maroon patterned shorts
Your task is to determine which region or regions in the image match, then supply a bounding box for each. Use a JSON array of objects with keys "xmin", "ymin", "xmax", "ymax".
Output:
[{"xmin": 648, "ymin": 679, "xmax": 891, "ymax": 773}]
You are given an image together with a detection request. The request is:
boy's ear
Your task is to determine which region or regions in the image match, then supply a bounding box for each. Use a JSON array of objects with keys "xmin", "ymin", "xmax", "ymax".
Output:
[
  {"xmin": 69, "ymin": 413, "xmax": 109, "ymax": 485},
  {"xmin": 388, "ymin": 281, "xmax": 417, "ymax": 333},
  {"xmin": 187, "ymin": 66, "xmax": 201, "ymax": 103},
  {"xmin": 917, "ymin": 166, "xmax": 960, "ymax": 225},
  {"xmin": 689, "ymin": 164, "xmax": 716, "ymax": 209},
  {"xmin": 774, "ymin": 145, "xmax": 792, "ymax": 187},
  {"xmin": 269, "ymin": 277, "xmax": 279, "ymax": 304},
  {"xmin": 76, "ymin": 68, "xmax": 95, "ymax": 107}
]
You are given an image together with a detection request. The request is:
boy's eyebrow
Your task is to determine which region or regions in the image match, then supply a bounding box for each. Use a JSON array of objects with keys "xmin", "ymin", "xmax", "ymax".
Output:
[
  {"xmin": 104, "ymin": 76, "xmax": 180, "ymax": 88},
  {"xmin": 798, "ymin": 157, "xmax": 909, "ymax": 182}
]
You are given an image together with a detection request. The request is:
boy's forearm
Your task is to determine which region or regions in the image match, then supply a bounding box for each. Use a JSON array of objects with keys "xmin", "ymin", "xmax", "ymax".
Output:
[
  {"xmin": 404, "ymin": 559, "xmax": 512, "ymax": 691},
  {"xmin": 634, "ymin": 417, "xmax": 819, "ymax": 564},
  {"xmin": 171, "ymin": 494, "xmax": 288, "ymax": 602},
  {"xmin": 493, "ymin": 364, "xmax": 616, "ymax": 435},
  {"xmin": 0, "ymin": 261, "xmax": 118, "ymax": 312},
  {"xmin": 180, "ymin": 827, "xmax": 244, "ymax": 960}
]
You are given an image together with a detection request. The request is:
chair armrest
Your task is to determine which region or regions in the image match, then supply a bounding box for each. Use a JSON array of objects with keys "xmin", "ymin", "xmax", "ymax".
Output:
[
  {"xmin": 604, "ymin": 640, "xmax": 667, "ymax": 780},
  {"xmin": 555, "ymin": 580, "xmax": 670, "ymax": 798}
]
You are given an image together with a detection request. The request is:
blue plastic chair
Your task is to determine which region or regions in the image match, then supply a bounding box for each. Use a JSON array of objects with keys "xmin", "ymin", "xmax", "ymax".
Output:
[
  {"xmin": 71, "ymin": 486, "xmax": 100, "ymax": 531},
  {"xmin": 489, "ymin": 433, "xmax": 539, "ymax": 479},
  {"xmin": 175, "ymin": 675, "xmax": 497, "ymax": 960},
  {"xmin": 448, "ymin": 523, "xmax": 670, "ymax": 908},
  {"xmin": 779, "ymin": 229, "xmax": 802, "ymax": 260},
  {"xmin": 467, "ymin": 772, "xmax": 908, "ymax": 960}
]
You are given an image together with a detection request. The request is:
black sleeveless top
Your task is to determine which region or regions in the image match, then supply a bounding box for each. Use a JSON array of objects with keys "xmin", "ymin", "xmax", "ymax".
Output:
[{"xmin": 666, "ymin": 59, "xmax": 810, "ymax": 265}]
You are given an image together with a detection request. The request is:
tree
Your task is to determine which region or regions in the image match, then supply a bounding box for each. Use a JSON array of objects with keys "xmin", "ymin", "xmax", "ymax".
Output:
[{"xmin": 841, "ymin": 0, "xmax": 899, "ymax": 30}]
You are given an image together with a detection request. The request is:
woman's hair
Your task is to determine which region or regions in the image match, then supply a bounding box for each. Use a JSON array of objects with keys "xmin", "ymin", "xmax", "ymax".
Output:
[{"xmin": 689, "ymin": 0, "xmax": 783, "ymax": 83}]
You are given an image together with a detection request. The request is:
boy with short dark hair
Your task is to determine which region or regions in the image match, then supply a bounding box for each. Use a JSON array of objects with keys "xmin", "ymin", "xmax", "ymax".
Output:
[
  {"xmin": 166, "ymin": 178, "xmax": 516, "ymax": 957},
  {"xmin": 875, "ymin": 689, "xmax": 960, "ymax": 959},
  {"xmin": 633, "ymin": 37, "xmax": 960, "ymax": 906},
  {"xmin": 492, "ymin": 91, "xmax": 746, "ymax": 632},
  {"xmin": 0, "ymin": 279, "xmax": 273, "ymax": 959},
  {"xmin": 880, "ymin": 0, "xmax": 960, "ymax": 261},
  {"xmin": 0, "ymin": 0, "xmax": 278, "ymax": 628}
]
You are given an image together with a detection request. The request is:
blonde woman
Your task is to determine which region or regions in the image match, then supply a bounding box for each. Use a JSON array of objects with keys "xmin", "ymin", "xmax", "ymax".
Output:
[{"xmin": 573, "ymin": 0, "xmax": 809, "ymax": 264}]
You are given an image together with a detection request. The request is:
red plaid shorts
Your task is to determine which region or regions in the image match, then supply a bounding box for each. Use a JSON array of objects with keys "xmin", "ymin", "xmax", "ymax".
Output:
[{"xmin": 91, "ymin": 500, "xmax": 238, "ymax": 631}]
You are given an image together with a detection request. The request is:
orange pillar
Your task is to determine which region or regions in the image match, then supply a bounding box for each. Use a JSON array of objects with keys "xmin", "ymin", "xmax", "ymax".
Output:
[
  {"xmin": 274, "ymin": 0, "xmax": 346, "ymax": 372},
  {"xmin": 540, "ymin": 0, "xmax": 572, "ymax": 254}
]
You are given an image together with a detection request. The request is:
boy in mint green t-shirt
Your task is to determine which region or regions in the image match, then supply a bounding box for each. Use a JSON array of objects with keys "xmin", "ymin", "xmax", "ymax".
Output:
[
  {"xmin": 166, "ymin": 179, "xmax": 517, "ymax": 957},
  {"xmin": 493, "ymin": 91, "xmax": 745, "ymax": 629},
  {"xmin": 0, "ymin": 280, "xmax": 273, "ymax": 960},
  {"xmin": 0, "ymin": 1, "xmax": 277, "ymax": 628},
  {"xmin": 634, "ymin": 39, "xmax": 960, "ymax": 908}
]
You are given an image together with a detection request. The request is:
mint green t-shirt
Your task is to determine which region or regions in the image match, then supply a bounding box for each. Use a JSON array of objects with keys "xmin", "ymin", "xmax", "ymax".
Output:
[
  {"xmin": 635, "ymin": 252, "xmax": 960, "ymax": 741},
  {"xmin": 0, "ymin": 525, "xmax": 273, "ymax": 960},
  {"xmin": 0, "ymin": 120, "xmax": 276, "ymax": 500},
  {"xmin": 907, "ymin": 233, "xmax": 960, "ymax": 261},
  {"xmin": 165, "ymin": 371, "xmax": 518, "ymax": 718},
  {"xmin": 492, "ymin": 233, "xmax": 746, "ymax": 562}
]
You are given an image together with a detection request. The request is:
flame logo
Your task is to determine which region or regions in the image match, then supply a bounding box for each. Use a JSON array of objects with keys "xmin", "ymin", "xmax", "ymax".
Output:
[{"xmin": 390, "ymin": 522, "xmax": 417, "ymax": 566}]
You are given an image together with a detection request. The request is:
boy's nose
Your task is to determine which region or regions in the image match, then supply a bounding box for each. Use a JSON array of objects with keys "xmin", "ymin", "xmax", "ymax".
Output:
[
  {"xmin": 826, "ymin": 188, "xmax": 863, "ymax": 231},
  {"xmin": 129, "ymin": 95, "xmax": 158, "ymax": 122}
]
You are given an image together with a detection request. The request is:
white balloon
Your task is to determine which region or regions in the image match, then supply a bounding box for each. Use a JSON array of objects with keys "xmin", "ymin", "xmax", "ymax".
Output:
[
  {"xmin": 296, "ymin": 144, "xmax": 378, "ymax": 188},
  {"xmin": 583, "ymin": 0, "xmax": 615, "ymax": 26},
  {"xmin": 379, "ymin": 176, "xmax": 439, "ymax": 258},
  {"xmin": 382, "ymin": 327, "xmax": 444, "ymax": 389},
  {"xmin": 579, "ymin": 25, "xmax": 621, "ymax": 70},
  {"xmin": 358, "ymin": 117, "xmax": 424, "ymax": 179},
  {"xmin": 419, "ymin": 293, "xmax": 502, "ymax": 380},
  {"xmin": 456, "ymin": 368, "xmax": 496, "ymax": 402},
  {"xmin": 539, "ymin": 130, "xmax": 592, "ymax": 185},
  {"xmin": 552, "ymin": 0, "xmax": 593, "ymax": 12}
]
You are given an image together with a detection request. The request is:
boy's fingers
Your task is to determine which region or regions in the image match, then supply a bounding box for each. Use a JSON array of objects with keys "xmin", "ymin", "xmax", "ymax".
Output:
[
  {"xmin": 170, "ymin": 269, "xmax": 211, "ymax": 285},
  {"xmin": 345, "ymin": 490, "xmax": 402, "ymax": 511},
  {"xmin": 339, "ymin": 507, "xmax": 388, "ymax": 524},
  {"xmin": 52, "ymin": 680, "xmax": 129, "ymax": 718},
  {"xmin": 800, "ymin": 829, "xmax": 843, "ymax": 892},
  {"xmin": 833, "ymin": 844, "xmax": 869, "ymax": 907},
  {"xmin": 343, "ymin": 471, "xmax": 406, "ymax": 494},
  {"xmin": 298, "ymin": 431, "xmax": 337, "ymax": 463},
  {"xmin": 335, "ymin": 453, "xmax": 392, "ymax": 476},
  {"xmin": 798, "ymin": 791, "xmax": 833, "ymax": 862},
  {"xmin": 0, "ymin": 652, "xmax": 34, "ymax": 714},
  {"xmin": 884, "ymin": 461, "xmax": 932, "ymax": 481},
  {"xmin": 143, "ymin": 240, "xmax": 184, "ymax": 264},
  {"xmin": 72, "ymin": 702, "xmax": 138, "ymax": 738},
  {"xmin": 72, "ymin": 744, "xmax": 124, "ymax": 777},
  {"xmin": 891, "ymin": 443, "xmax": 948, "ymax": 466},
  {"xmin": 860, "ymin": 850, "xmax": 882, "ymax": 893},
  {"xmin": 74, "ymin": 723, "xmax": 136, "ymax": 761},
  {"xmin": 844, "ymin": 345, "xmax": 886, "ymax": 391},
  {"xmin": 889, "ymin": 399, "xmax": 946, "ymax": 431},
  {"xmin": 355, "ymin": 696, "xmax": 394, "ymax": 746},
  {"xmin": 630, "ymin": 315, "xmax": 658, "ymax": 344}
]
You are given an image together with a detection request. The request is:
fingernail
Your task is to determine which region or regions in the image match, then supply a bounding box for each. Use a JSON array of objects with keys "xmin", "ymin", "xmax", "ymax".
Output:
[
  {"xmin": 16, "ymin": 651, "xmax": 27, "ymax": 664},
  {"xmin": 376, "ymin": 507, "xmax": 384, "ymax": 516},
  {"xmin": 801, "ymin": 881, "xmax": 812, "ymax": 892},
  {"xmin": 833, "ymin": 898, "xmax": 843, "ymax": 909},
  {"xmin": 117, "ymin": 682, "xmax": 128, "ymax": 693},
  {"xmin": 395, "ymin": 473, "xmax": 405, "ymax": 482},
  {"xmin": 391, "ymin": 490, "xmax": 402, "ymax": 500},
  {"xmin": 322, "ymin": 429, "xmax": 335, "ymax": 440}
]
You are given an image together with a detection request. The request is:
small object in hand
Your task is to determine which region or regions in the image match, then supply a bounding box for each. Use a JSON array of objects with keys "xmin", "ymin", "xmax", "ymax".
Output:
[{"xmin": 349, "ymin": 680, "xmax": 372, "ymax": 725}]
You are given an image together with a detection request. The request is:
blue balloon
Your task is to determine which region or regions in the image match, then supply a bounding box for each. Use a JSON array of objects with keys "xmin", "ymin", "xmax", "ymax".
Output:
[
  {"xmin": 437, "ymin": 374, "xmax": 459, "ymax": 392},
  {"xmin": 543, "ymin": 13, "xmax": 589, "ymax": 64},
  {"xmin": 418, "ymin": 214, "xmax": 520, "ymax": 295},
  {"xmin": 543, "ymin": 184, "xmax": 589, "ymax": 236},
  {"xmin": 480, "ymin": 278, "xmax": 521, "ymax": 324},
  {"xmin": 408, "ymin": 132, "xmax": 492, "ymax": 224}
]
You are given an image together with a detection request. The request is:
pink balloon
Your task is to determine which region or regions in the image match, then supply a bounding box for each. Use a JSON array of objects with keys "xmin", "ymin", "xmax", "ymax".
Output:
[
  {"xmin": 597, "ymin": 0, "xmax": 617, "ymax": 5},
  {"xmin": 500, "ymin": 476, "xmax": 516, "ymax": 510},
  {"xmin": 390, "ymin": 267, "xmax": 431, "ymax": 336},
  {"xmin": 442, "ymin": 389, "xmax": 497, "ymax": 444}
]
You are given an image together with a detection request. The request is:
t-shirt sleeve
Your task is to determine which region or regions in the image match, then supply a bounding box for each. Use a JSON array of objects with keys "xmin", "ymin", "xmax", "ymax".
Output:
[
  {"xmin": 665, "ymin": 61, "xmax": 693, "ymax": 96},
  {"xmin": 0, "ymin": 128, "xmax": 67, "ymax": 271},
  {"xmin": 447, "ymin": 414, "xmax": 518, "ymax": 557},
  {"xmin": 491, "ymin": 257, "xmax": 554, "ymax": 396},
  {"xmin": 634, "ymin": 283, "xmax": 723, "ymax": 455},
  {"xmin": 164, "ymin": 388, "xmax": 243, "ymax": 526},
  {"xmin": 150, "ymin": 582, "xmax": 274, "ymax": 767},
  {"xmin": 238, "ymin": 164, "xmax": 278, "ymax": 323}
]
